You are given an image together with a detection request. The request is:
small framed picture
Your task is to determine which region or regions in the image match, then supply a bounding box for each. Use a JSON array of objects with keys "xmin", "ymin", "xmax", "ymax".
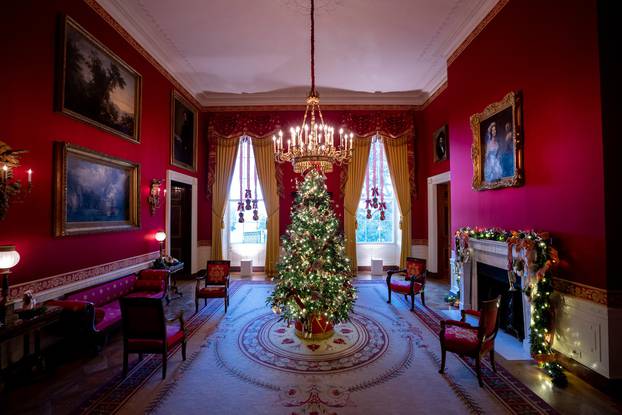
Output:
[
  {"xmin": 57, "ymin": 16, "xmax": 142, "ymax": 143},
  {"xmin": 470, "ymin": 91, "xmax": 523, "ymax": 191},
  {"xmin": 433, "ymin": 124, "xmax": 449, "ymax": 162},
  {"xmin": 171, "ymin": 91, "xmax": 198, "ymax": 171},
  {"xmin": 54, "ymin": 142, "xmax": 140, "ymax": 236}
]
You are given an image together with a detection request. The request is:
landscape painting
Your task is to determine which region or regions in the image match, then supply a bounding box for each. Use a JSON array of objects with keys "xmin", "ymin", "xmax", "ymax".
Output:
[
  {"xmin": 58, "ymin": 16, "xmax": 141, "ymax": 142},
  {"xmin": 54, "ymin": 143, "xmax": 140, "ymax": 236}
]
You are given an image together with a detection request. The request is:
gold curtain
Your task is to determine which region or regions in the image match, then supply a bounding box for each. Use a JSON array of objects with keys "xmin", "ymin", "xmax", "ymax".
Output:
[
  {"xmin": 252, "ymin": 137, "xmax": 280, "ymax": 277},
  {"xmin": 343, "ymin": 136, "xmax": 371, "ymax": 273},
  {"xmin": 211, "ymin": 136, "xmax": 240, "ymax": 260},
  {"xmin": 384, "ymin": 134, "xmax": 412, "ymax": 268}
]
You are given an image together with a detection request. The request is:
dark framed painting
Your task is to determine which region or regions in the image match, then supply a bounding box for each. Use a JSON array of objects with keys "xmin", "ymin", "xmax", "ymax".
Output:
[
  {"xmin": 171, "ymin": 91, "xmax": 198, "ymax": 171},
  {"xmin": 57, "ymin": 16, "xmax": 142, "ymax": 143},
  {"xmin": 470, "ymin": 91, "xmax": 523, "ymax": 191},
  {"xmin": 54, "ymin": 142, "xmax": 140, "ymax": 236},
  {"xmin": 433, "ymin": 124, "xmax": 449, "ymax": 162}
]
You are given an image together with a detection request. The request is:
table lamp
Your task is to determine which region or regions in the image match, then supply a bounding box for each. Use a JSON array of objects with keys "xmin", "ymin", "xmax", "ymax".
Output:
[
  {"xmin": 0, "ymin": 245, "xmax": 20, "ymax": 325},
  {"xmin": 155, "ymin": 231, "xmax": 166, "ymax": 258}
]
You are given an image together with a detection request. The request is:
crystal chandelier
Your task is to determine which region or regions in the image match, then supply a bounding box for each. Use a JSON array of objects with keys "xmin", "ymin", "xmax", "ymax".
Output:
[{"xmin": 273, "ymin": 0, "xmax": 353, "ymax": 174}]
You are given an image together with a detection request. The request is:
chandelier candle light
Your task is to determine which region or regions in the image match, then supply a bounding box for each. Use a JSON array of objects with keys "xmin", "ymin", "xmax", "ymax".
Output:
[{"xmin": 273, "ymin": 0, "xmax": 354, "ymax": 174}]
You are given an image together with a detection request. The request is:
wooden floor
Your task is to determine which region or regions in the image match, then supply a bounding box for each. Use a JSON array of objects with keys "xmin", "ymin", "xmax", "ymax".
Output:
[{"xmin": 0, "ymin": 273, "xmax": 620, "ymax": 414}]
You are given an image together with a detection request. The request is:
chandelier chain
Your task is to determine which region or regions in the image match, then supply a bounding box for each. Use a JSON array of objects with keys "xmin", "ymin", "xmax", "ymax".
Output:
[{"xmin": 310, "ymin": 0, "xmax": 315, "ymax": 95}]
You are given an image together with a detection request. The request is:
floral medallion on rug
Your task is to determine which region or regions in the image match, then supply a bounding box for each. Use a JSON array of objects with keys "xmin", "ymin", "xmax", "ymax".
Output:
[{"xmin": 129, "ymin": 281, "xmax": 557, "ymax": 415}]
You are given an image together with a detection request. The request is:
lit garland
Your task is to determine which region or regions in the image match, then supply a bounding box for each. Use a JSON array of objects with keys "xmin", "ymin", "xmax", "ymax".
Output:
[
  {"xmin": 454, "ymin": 226, "xmax": 567, "ymax": 387},
  {"xmin": 267, "ymin": 169, "xmax": 356, "ymax": 336}
]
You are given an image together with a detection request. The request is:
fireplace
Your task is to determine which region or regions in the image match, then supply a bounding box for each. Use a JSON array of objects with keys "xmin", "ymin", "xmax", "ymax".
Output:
[
  {"xmin": 477, "ymin": 262, "xmax": 524, "ymax": 341},
  {"xmin": 455, "ymin": 238, "xmax": 532, "ymax": 353}
]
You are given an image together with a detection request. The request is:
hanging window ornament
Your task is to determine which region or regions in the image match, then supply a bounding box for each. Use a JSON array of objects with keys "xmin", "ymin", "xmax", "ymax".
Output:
[
  {"xmin": 238, "ymin": 138, "xmax": 245, "ymax": 223},
  {"xmin": 363, "ymin": 135, "xmax": 387, "ymax": 221},
  {"xmin": 371, "ymin": 138, "xmax": 380, "ymax": 209},
  {"xmin": 378, "ymin": 137, "xmax": 386, "ymax": 221},
  {"xmin": 365, "ymin": 153, "xmax": 372, "ymax": 218},
  {"xmin": 252, "ymin": 161, "xmax": 259, "ymax": 221},
  {"xmin": 244, "ymin": 138, "xmax": 253, "ymax": 210}
]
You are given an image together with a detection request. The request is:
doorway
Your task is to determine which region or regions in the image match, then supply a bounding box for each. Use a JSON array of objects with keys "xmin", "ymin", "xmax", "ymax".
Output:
[
  {"xmin": 436, "ymin": 182, "xmax": 451, "ymax": 281},
  {"xmin": 170, "ymin": 180, "xmax": 192, "ymax": 277}
]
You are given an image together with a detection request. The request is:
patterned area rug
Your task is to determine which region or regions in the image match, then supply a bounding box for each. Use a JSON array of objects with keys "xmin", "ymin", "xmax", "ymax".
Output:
[{"xmin": 105, "ymin": 281, "xmax": 556, "ymax": 415}]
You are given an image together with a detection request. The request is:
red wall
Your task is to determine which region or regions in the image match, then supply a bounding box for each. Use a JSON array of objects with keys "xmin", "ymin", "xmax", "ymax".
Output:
[
  {"xmin": 418, "ymin": 0, "xmax": 606, "ymax": 286},
  {"xmin": 0, "ymin": 1, "xmax": 208, "ymax": 285},
  {"xmin": 413, "ymin": 88, "xmax": 451, "ymax": 240}
]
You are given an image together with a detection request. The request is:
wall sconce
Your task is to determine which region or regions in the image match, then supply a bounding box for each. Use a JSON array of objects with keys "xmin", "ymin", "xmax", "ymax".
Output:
[
  {"xmin": 1, "ymin": 140, "xmax": 32, "ymax": 220},
  {"xmin": 148, "ymin": 179, "xmax": 163, "ymax": 216},
  {"xmin": 0, "ymin": 245, "xmax": 20, "ymax": 325},
  {"xmin": 155, "ymin": 231, "xmax": 167, "ymax": 258}
]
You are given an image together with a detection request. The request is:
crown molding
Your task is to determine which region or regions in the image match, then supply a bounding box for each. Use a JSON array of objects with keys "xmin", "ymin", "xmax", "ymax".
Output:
[
  {"xmin": 93, "ymin": 0, "xmax": 202, "ymax": 103},
  {"xmin": 200, "ymin": 87, "xmax": 428, "ymax": 108},
  {"xmin": 447, "ymin": 0, "xmax": 509, "ymax": 67}
]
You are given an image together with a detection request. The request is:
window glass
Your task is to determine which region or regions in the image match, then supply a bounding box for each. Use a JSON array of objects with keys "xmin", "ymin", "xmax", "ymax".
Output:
[
  {"xmin": 356, "ymin": 137, "xmax": 395, "ymax": 244},
  {"xmin": 228, "ymin": 137, "xmax": 267, "ymax": 244}
]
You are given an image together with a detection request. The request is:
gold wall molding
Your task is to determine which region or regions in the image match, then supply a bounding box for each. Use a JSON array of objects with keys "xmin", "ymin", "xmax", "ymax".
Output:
[{"xmin": 553, "ymin": 278, "xmax": 622, "ymax": 308}]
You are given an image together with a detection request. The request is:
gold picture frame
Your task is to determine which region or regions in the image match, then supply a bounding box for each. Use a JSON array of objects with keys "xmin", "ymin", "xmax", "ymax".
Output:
[
  {"xmin": 56, "ymin": 16, "xmax": 142, "ymax": 143},
  {"xmin": 54, "ymin": 142, "xmax": 140, "ymax": 236},
  {"xmin": 170, "ymin": 90, "xmax": 198, "ymax": 171},
  {"xmin": 470, "ymin": 91, "xmax": 523, "ymax": 190}
]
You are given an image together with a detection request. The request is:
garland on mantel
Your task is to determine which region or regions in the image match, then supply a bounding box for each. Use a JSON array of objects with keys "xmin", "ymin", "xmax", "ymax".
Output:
[{"xmin": 454, "ymin": 226, "xmax": 567, "ymax": 387}]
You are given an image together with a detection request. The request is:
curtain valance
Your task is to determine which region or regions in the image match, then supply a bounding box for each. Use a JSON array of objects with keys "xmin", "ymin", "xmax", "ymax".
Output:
[{"xmin": 207, "ymin": 109, "xmax": 415, "ymax": 140}]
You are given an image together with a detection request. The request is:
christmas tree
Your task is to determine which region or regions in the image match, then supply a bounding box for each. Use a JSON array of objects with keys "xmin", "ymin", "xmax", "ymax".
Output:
[{"xmin": 268, "ymin": 169, "xmax": 356, "ymax": 337}]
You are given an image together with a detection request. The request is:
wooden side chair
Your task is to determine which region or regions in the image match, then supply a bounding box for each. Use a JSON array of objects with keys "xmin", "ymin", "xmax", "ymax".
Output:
[
  {"xmin": 386, "ymin": 257, "xmax": 427, "ymax": 311},
  {"xmin": 195, "ymin": 260, "xmax": 230, "ymax": 313},
  {"xmin": 439, "ymin": 296, "xmax": 501, "ymax": 386},
  {"xmin": 120, "ymin": 297, "xmax": 186, "ymax": 379}
]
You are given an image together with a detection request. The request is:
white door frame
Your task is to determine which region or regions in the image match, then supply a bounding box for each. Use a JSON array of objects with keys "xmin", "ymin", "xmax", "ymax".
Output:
[
  {"xmin": 427, "ymin": 171, "xmax": 451, "ymax": 273},
  {"xmin": 166, "ymin": 170, "xmax": 199, "ymax": 274}
]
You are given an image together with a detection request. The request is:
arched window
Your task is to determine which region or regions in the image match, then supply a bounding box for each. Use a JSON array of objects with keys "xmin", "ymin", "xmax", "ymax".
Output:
[
  {"xmin": 356, "ymin": 136, "xmax": 396, "ymax": 244},
  {"xmin": 225, "ymin": 136, "xmax": 267, "ymax": 264}
]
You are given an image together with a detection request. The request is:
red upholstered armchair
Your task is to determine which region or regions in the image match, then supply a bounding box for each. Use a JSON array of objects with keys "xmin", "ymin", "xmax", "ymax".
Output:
[
  {"xmin": 195, "ymin": 260, "xmax": 230, "ymax": 313},
  {"xmin": 386, "ymin": 257, "xmax": 427, "ymax": 311},
  {"xmin": 120, "ymin": 297, "xmax": 186, "ymax": 379},
  {"xmin": 439, "ymin": 296, "xmax": 501, "ymax": 386}
]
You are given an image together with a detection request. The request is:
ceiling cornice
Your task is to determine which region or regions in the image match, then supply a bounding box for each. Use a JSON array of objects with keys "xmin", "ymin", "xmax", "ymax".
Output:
[
  {"xmin": 200, "ymin": 88, "xmax": 429, "ymax": 108},
  {"xmin": 205, "ymin": 104, "xmax": 418, "ymax": 113},
  {"xmin": 88, "ymin": 0, "xmax": 202, "ymax": 109},
  {"xmin": 447, "ymin": 0, "xmax": 510, "ymax": 67}
]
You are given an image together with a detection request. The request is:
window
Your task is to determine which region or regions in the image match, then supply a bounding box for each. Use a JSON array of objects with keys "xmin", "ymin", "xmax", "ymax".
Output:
[
  {"xmin": 228, "ymin": 137, "xmax": 267, "ymax": 245},
  {"xmin": 356, "ymin": 136, "xmax": 396, "ymax": 244}
]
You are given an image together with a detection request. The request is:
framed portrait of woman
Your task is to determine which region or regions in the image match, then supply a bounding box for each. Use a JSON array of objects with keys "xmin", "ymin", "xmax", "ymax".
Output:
[{"xmin": 469, "ymin": 91, "xmax": 523, "ymax": 191}]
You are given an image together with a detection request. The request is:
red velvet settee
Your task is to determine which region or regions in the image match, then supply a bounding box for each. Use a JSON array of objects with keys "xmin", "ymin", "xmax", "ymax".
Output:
[{"xmin": 48, "ymin": 269, "xmax": 167, "ymax": 342}]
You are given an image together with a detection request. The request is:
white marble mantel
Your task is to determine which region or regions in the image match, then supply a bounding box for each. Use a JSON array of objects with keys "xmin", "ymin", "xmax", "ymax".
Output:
[{"xmin": 458, "ymin": 238, "xmax": 532, "ymax": 353}]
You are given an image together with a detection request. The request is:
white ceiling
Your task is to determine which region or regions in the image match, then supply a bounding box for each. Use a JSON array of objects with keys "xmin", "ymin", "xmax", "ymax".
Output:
[{"xmin": 98, "ymin": 0, "xmax": 498, "ymax": 106}]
